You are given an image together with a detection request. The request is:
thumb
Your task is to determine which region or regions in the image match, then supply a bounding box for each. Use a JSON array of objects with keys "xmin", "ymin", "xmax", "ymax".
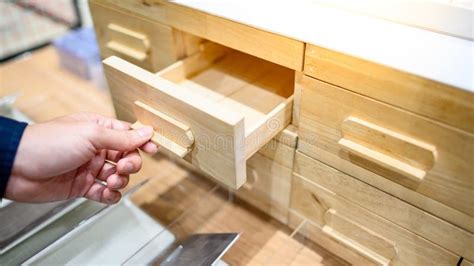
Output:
[{"xmin": 89, "ymin": 126, "xmax": 154, "ymax": 151}]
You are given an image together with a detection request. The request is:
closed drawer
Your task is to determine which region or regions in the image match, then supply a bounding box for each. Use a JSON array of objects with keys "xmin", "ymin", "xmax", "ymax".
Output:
[
  {"xmin": 236, "ymin": 126, "xmax": 297, "ymax": 223},
  {"xmin": 103, "ymin": 43, "xmax": 294, "ymax": 189},
  {"xmin": 288, "ymin": 211, "xmax": 378, "ymax": 265},
  {"xmin": 294, "ymin": 151, "xmax": 473, "ymax": 261},
  {"xmin": 90, "ymin": 1, "xmax": 185, "ymax": 72},
  {"xmin": 304, "ymin": 44, "xmax": 474, "ymax": 134},
  {"xmin": 291, "ymin": 172, "xmax": 460, "ymax": 265},
  {"xmin": 298, "ymin": 75, "xmax": 474, "ymax": 218}
]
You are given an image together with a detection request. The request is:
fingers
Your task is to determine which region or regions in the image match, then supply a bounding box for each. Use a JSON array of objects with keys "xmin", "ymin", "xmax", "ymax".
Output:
[
  {"xmin": 96, "ymin": 161, "xmax": 117, "ymax": 181},
  {"xmin": 140, "ymin": 142, "xmax": 159, "ymax": 154},
  {"xmin": 63, "ymin": 113, "xmax": 131, "ymax": 131},
  {"xmin": 88, "ymin": 126, "xmax": 154, "ymax": 152},
  {"xmin": 94, "ymin": 158, "xmax": 130, "ymax": 189},
  {"xmin": 106, "ymin": 174, "xmax": 129, "ymax": 190},
  {"xmin": 103, "ymin": 188, "xmax": 121, "ymax": 204},
  {"xmin": 106, "ymin": 149, "xmax": 123, "ymax": 162},
  {"xmin": 84, "ymin": 182, "xmax": 121, "ymax": 204},
  {"xmin": 116, "ymin": 150, "xmax": 142, "ymax": 175}
]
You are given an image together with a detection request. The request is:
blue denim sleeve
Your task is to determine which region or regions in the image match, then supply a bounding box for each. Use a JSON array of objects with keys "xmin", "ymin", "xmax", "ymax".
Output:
[{"xmin": 0, "ymin": 116, "xmax": 28, "ymax": 198}]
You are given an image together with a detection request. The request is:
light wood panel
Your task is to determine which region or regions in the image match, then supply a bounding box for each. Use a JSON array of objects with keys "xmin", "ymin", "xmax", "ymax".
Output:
[
  {"xmin": 252, "ymin": 124, "xmax": 297, "ymax": 170},
  {"xmin": 237, "ymin": 151, "xmax": 293, "ymax": 224},
  {"xmin": 132, "ymin": 101, "xmax": 194, "ymax": 158},
  {"xmin": 299, "ymin": 139, "xmax": 473, "ymax": 233},
  {"xmin": 292, "ymin": 71, "xmax": 303, "ymax": 127},
  {"xmin": 233, "ymin": 125, "xmax": 296, "ymax": 223},
  {"xmin": 304, "ymin": 44, "xmax": 474, "ymax": 133},
  {"xmin": 89, "ymin": 2, "xmax": 185, "ymax": 72},
  {"xmin": 462, "ymin": 259, "xmax": 474, "ymax": 266},
  {"xmin": 91, "ymin": 0, "xmax": 305, "ymax": 71},
  {"xmin": 298, "ymin": 75, "xmax": 474, "ymax": 218},
  {"xmin": 288, "ymin": 211, "xmax": 378, "ymax": 265},
  {"xmin": 339, "ymin": 116, "xmax": 437, "ymax": 182},
  {"xmin": 323, "ymin": 209, "xmax": 396, "ymax": 265},
  {"xmin": 291, "ymin": 173, "xmax": 461, "ymax": 265},
  {"xmin": 294, "ymin": 151, "xmax": 474, "ymax": 261}
]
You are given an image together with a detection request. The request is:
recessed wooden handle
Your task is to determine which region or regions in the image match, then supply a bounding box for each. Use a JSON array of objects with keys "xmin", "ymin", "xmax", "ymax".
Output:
[
  {"xmin": 339, "ymin": 116, "xmax": 436, "ymax": 182},
  {"xmin": 322, "ymin": 209, "xmax": 396, "ymax": 265},
  {"xmin": 132, "ymin": 101, "xmax": 194, "ymax": 158},
  {"xmin": 106, "ymin": 23, "xmax": 149, "ymax": 61}
]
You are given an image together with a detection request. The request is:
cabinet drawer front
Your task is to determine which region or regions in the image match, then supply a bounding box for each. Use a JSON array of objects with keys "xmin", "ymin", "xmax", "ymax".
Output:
[
  {"xmin": 90, "ymin": 2, "xmax": 182, "ymax": 72},
  {"xmin": 291, "ymin": 173, "xmax": 460, "ymax": 265},
  {"xmin": 235, "ymin": 126, "xmax": 296, "ymax": 223},
  {"xmin": 237, "ymin": 151, "xmax": 292, "ymax": 224},
  {"xmin": 299, "ymin": 75, "xmax": 474, "ymax": 217},
  {"xmin": 304, "ymin": 44, "xmax": 474, "ymax": 134},
  {"xmin": 294, "ymin": 151, "xmax": 474, "ymax": 261},
  {"xmin": 103, "ymin": 44, "xmax": 294, "ymax": 189}
]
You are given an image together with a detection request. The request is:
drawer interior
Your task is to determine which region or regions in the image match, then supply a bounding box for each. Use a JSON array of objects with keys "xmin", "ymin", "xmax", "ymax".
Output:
[{"xmin": 157, "ymin": 43, "xmax": 294, "ymax": 137}]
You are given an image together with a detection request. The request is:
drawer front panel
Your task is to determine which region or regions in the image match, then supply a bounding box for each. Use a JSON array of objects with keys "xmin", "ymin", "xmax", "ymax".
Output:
[
  {"xmin": 299, "ymin": 75, "xmax": 474, "ymax": 217},
  {"xmin": 294, "ymin": 151, "xmax": 473, "ymax": 260},
  {"xmin": 291, "ymin": 173, "xmax": 460, "ymax": 265},
  {"xmin": 234, "ymin": 125, "xmax": 296, "ymax": 223},
  {"xmin": 304, "ymin": 44, "xmax": 474, "ymax": 134},
  {"xmin": 288, "ymin": 211, "xmax": 380, "ymax": 265},
  {"xmin": 90, "ymin": 2, "xmax": 183, "ymax": 72},
  {"xmin": 237, "ymin": 150, "xmax": 292, "ymax": 224}
]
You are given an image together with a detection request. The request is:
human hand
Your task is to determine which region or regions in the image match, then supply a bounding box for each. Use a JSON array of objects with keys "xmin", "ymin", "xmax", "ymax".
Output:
[{"xmin": 5, "ymin": 112, "xmax": 158, "ymax": 204}]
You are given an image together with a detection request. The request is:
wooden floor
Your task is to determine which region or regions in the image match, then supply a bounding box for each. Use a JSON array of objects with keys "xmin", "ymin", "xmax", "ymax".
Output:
[
  {"xmin": 0, "ymin": 46, "xmax": 348, "ymax": 265},
  {"xmin": 130, "ymin": 153, "xmax": 348, "ymax": 265}
]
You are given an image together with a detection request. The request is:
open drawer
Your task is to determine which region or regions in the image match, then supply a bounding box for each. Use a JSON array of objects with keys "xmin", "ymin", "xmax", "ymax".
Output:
[{"xmin": 103, "ymin": 43, "xmax": 294, "ymax": 189}]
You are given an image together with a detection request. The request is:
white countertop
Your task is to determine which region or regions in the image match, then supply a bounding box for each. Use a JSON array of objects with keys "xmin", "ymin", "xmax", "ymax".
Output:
[{"xmin": 176, "ymin": 0, "xmax": 474, "ymax": 92}]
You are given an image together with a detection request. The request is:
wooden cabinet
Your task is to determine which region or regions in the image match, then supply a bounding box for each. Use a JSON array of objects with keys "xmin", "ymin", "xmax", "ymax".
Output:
[{"xmin": 91, "ymin": 1, "xmax": 471, "ymax": 263}]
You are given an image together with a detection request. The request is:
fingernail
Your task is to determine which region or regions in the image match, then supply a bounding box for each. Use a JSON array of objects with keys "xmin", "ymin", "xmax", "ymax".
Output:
[
  {"xmin": 107, "ymin": 193, "xmax": 119, "ymax": 204},
  {"xmin": 126, "ymin": 162, "xmax": 134, "ymax": 172},
  {"xmin": 150, "ymin": 143, "xmax": 159, "ymax": 153},
  {"xmin": 136, "ymin": 126, "xmax": 153, "ymax": 138}
]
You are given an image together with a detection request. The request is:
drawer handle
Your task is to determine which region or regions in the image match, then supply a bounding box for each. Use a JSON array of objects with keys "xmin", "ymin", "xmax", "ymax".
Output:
[
  {"xmin": 131, "ymin": 101, "xmax": 194, "ymax": 158},
  {"xmin": 322, "ymin": 209, "xmax": 396, "ymax": 265},
  {"xmin": 106, "ymin": 23, "xmax": 150, "ymax": 61},
  {"xmin": 338, "ymin": 116, "xmax": 436, "ymax": 182}
]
